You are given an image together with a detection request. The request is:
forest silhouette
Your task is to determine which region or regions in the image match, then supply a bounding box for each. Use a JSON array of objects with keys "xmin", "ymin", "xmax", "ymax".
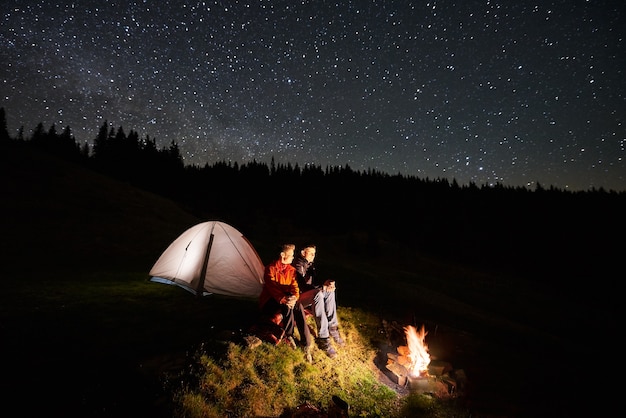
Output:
[{"xmin": 1, "ymin": 106, "xmax": 623, "ymax": 289}]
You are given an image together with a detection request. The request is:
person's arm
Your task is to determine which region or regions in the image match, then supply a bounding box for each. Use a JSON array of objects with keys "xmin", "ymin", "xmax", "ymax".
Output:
[
  {"xmin": 287, "ymin": 271, "xmax": 300, "ymax": 308},
  {"xmin": 264, "ymin": 265, "xmax": 299, "ymax": 308},
  {"xmin": 293, "ymin": 257, "xmax": 308, "ymax": 286},
  {"xmin": 307, "ymin": 264, "xmax": 319, "ymax": 287},
  {"xmin": 294, "ymin": 257, "xmax": 318, "ymax": 289},
  {"xmin": 264, "ymin": 265, "xmax": 289, "ymax": 302}
]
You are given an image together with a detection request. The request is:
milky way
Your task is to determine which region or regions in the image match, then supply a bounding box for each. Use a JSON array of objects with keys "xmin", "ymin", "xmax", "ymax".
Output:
[{"xmin": 1, "ymin": 1, "xmax": 625, "ymax": 191}]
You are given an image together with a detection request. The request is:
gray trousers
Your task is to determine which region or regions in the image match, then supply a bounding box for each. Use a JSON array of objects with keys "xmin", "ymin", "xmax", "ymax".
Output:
[{"xmin": 298, "ymin": 288, "xmax": 339, "ymax": 339}]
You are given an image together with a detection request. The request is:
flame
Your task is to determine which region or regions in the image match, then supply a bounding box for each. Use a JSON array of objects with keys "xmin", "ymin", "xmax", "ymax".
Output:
[{"xmin": 404, "ymin": 324, "xmax": 430, "ymax": 377}]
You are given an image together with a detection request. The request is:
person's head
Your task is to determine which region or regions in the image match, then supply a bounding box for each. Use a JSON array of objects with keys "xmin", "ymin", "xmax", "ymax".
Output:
[
  {"xmin": 279, "ymin": 243, "xmax": 296, "ymax": 265},
  {"xmin": 300, "ymin": 244, "xmax": 316, "ymax": 262}
]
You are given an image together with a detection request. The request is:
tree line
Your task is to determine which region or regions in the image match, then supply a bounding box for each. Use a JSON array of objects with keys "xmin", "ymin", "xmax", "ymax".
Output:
[{"xmin": 2, "ymin": 107, "xmax": 624, "ymax": 284}]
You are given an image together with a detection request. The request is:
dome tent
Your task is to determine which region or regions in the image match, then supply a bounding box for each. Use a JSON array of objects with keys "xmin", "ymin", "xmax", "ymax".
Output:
[{"xmin": 149, "ymin": 221, "xmax": 264, "ymax": 297}]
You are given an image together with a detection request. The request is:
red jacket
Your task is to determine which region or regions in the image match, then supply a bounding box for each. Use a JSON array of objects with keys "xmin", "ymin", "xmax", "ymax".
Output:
[{"xmin": 259, "ymin": 258, "xmax": 300, "ymax": 309}]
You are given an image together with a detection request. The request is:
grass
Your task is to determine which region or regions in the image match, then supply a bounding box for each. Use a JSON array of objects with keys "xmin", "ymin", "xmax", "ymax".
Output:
[
  {"xmin": 0, "ymin": 239, "xmax": 591, "ymax": 417},
  {"xmin": 168, "ymin": 305, "xmax": 473, "ymax": 418},
  {"xmin": 0, "ymin": 264, "xmax": 483, "ymax": 417},
  {"xmin": 171, "ymin": 307, "xmax": 400, "ymax": 417}
]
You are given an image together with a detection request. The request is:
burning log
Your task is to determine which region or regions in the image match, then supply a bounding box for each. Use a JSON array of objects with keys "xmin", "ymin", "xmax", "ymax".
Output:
[
  {"xmin": 427, "ymin": 359, "xmax": 453, "ymax": 377},
  {"xmin": 385, "ymin": 359, "xmax": 409, "ymax": 386}
]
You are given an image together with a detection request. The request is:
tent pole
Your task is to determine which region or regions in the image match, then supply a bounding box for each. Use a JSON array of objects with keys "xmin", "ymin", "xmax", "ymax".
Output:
[{"xmin": 197, "ymin": 231, "xmax": 215, "ymax": 297}]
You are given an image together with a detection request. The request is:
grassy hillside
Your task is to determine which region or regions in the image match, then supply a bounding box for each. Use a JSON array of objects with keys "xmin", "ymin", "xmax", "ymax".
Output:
[{"xmin": 0, "ymin": 143, "xmax": 616, "ymax": 417}]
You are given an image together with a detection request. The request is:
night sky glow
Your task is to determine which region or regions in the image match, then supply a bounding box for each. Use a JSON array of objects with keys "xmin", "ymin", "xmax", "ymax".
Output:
[{"xmin": 2, "ymin": 1, "xmax": 625, "ymax": 191}]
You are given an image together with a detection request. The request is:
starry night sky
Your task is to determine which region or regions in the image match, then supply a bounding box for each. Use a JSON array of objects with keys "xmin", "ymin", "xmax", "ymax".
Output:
[{"xmin": 2, "ymin": 1, "xmax": 625, "ymax": 191}]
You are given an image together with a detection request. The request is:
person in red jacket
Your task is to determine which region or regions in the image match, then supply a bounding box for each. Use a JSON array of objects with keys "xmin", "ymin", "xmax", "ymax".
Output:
[{"xmin": 259, "ymin": 243, "xmax": 313, "ymax": 356}]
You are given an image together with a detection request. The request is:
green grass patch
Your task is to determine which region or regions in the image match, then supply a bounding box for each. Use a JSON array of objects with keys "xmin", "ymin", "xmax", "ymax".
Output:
[{"xmin": 171, "ymin": 306, "xmax": 402, "ymax": 417}]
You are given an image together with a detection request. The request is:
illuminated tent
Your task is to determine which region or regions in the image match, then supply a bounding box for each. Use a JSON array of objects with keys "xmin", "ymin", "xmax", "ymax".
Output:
[{"xmin": 149, "ymin": 221, "xmax": 265, "ymax": 297}]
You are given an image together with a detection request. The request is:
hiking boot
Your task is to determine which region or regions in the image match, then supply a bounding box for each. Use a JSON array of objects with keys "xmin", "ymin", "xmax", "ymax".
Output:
[
  {"xmin": 282, "ymin": 335, "xmax": 297, "ymax": 349},
  {"xmin": 329, "ymin": 326, "xmax": 345, "ymax": 347},
  {"xmin": 317, "ymin": 337, "xmax": 337, "ymax": 359},
  {"xmin": 304, "ymin": 345, "xmax": 313, "ymax": 363}
]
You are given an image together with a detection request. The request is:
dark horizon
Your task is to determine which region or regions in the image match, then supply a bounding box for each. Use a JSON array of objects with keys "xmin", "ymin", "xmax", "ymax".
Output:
[{"xmin": 3, "ymin": 106, "xmax": 625, "ymax": 194}]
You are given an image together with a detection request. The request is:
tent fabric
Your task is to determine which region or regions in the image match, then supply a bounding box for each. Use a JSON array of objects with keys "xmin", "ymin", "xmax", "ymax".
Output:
[{"xmin": 149, "ymin": 221, "xmax": 265, "ymax": 297}]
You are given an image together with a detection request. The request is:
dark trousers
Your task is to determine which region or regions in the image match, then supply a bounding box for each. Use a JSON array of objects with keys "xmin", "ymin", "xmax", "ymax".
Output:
[
  {"xmin": 261, "ymin": 298, "xmax": 295, "ymax": 337},
  {"xmin": 261, "ymin": 299, "xmax": 312, "ymax": 347},
  {"xmin": 294, "ymin": 303, "xmax": 314, "ymax": 348}
]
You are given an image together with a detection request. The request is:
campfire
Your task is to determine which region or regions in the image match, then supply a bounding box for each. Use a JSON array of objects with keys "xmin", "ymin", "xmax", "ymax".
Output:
[
  {"xmin": 382, "ymin": 320, "xmax": 465, "ymax": 398},
  {"xmin": 404, "ymin": 325, "xmax": 430, "ymax": 377}
]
